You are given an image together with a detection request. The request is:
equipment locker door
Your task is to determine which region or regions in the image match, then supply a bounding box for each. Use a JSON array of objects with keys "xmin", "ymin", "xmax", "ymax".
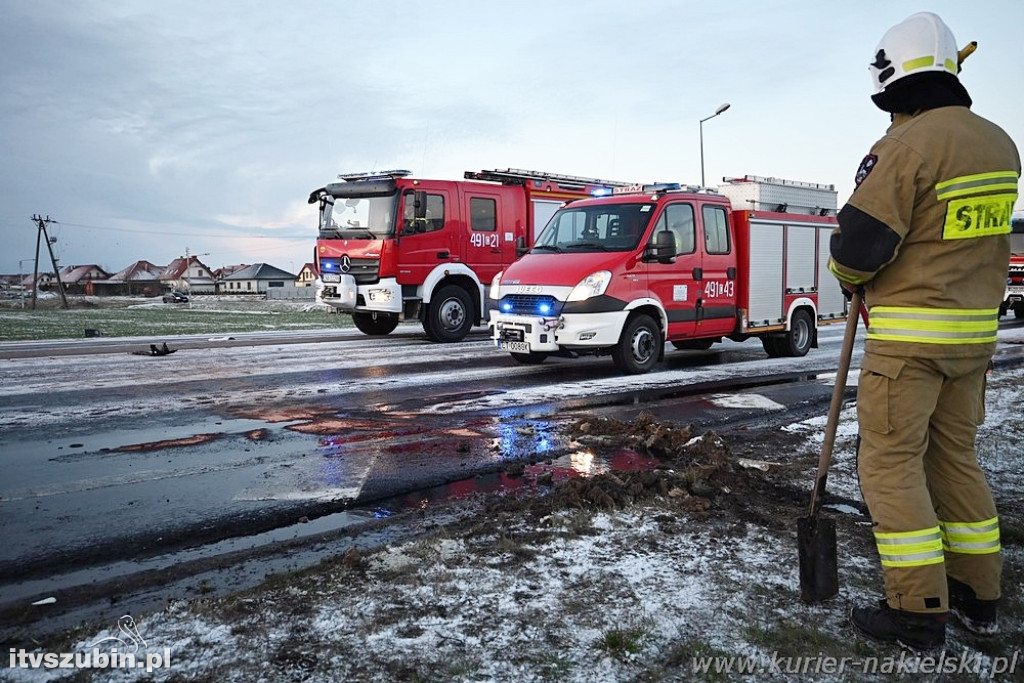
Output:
[
  {"xmin": 396, "ymin": 188, "xmax": 455, "ymax": 285},
  {"xmin": 646, "ymin": 202, "xmax": 699, "ymax": 338}
]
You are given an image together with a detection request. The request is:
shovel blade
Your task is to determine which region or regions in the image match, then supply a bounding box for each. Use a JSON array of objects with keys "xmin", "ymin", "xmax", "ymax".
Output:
[{"xmin": 798, "ymin": 515, "xmax": 839, "ymax": 603}]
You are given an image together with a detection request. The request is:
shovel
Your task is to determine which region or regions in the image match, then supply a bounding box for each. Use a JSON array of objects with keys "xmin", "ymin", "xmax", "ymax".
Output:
[{"xmin": 798, "ymin": 291, "xmax": 862, "ymax": 603}]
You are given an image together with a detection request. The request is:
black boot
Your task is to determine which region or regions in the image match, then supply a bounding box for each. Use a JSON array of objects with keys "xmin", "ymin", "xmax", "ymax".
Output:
[
  {"xmin": 850, "ymin": 600, "xmax": 946, "ymax": 654},
  {"xmin": 948, "ymin": 577, "xmax": 999, "ymax": 636}
]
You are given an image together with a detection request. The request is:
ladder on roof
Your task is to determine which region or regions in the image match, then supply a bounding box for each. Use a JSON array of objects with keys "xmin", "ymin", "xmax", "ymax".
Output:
[{"xmin": 464, "ymin": 168, "xmax": 634, "ymax": 189}]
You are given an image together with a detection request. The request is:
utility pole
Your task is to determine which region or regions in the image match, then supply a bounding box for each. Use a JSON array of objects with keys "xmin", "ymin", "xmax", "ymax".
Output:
[{"xmin": 31, "ymin": 214, "xmax": 68, "ymax": 310}]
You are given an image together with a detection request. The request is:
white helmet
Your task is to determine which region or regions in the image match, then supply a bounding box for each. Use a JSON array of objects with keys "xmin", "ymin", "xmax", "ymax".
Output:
[{"xmin": 870, "ymin": 12, "xmax": 959, "ymax": 94}]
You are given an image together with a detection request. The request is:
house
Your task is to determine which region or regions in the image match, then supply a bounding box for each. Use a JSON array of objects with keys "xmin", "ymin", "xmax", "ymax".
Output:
[
  {"xmin": 99, "ymin": 260, "xmax": 165, "ymax": 296},
  {"xmin": 295, "ymin": 263, "xmax": 318, "ymax": 288},
  {"xmin": 161, "ymin": 256, "xmax": 216, "ymax": 294},
  {"xmin": 59, "ymin": 264, "xmax": 111, "ymax": 295},
  {"xmin": 212, "ymin": 264, "xmax": 250, "ymax": 289},
  {"xmin": 220, "ymin": 263, "xmax": 298, "ymax": 294}
]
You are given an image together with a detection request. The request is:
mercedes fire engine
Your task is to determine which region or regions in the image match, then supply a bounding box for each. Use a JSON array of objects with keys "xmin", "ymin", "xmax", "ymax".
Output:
[
  {"xmin": 308, "ymin": 169, "xmax": 633, "ymax": 342},
  {"xmin": 488, "ymin": 175, "xmax": 849, "ymax": 374}
]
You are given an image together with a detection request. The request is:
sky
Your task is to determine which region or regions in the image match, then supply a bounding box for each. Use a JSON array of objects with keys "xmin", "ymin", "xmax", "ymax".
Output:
[{"xmin": 1, "ymin": 1, "xmax": 1022, "ymax": 277}]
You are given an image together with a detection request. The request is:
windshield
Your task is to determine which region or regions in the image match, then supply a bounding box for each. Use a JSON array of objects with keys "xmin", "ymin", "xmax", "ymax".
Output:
[
  {"xmin": 533, "ymin": 202, "xmax": 655, "ymax": 252},
  {"xmin": 319, "ymin": 194, "xmax": 397, "ymax": 239}
]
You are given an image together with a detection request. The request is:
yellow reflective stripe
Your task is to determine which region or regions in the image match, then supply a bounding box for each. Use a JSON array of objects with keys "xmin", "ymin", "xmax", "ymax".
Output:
[
  {"xmin": 940, "ymin": 517, "xmax": 1001, "ymax": 555},
  {"xmin": 866, "ymin": 306, "xmax": 999, "ymax": 344},
  {"xmin": 827, "ymin": 258, "xmax": 868, "ymax": 285},
  {"xmin": 936, "ymin": 171, "xmax": 1019, "ymax": 200},
  {"xmin": 900, "ymin": 56, "xmax": 957, "ymax": 75},
  {"xmin": 875, "ymin": 527, "xmax": 945, "ymax": 568}
]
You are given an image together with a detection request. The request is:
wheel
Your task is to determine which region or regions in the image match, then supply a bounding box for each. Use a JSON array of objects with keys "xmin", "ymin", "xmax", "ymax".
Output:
[
  {"xmin": 780, "ymin": 309, "xmax": 814, "ymax": 357},
  {"xmin": 612, "ymin": 313, "xmax": 662, "ymax": 374},
  {"xmin": 511, "ymin": 351, "xmax": 549, "ymax": 365},
  {"xmin": 426, "ymin": 285, "xmax": 474, "ymax": 343},
  {"xmin": 421, "ymin": 318, "xmax": 439, "ymax": 341},
  {"xmin": 352, "ymin": 312, "xmax": 399, "ymax": 336},
  {"xmin": 1015, "ymin": 305, "xmax": 1024, "ymax": 320},
  {"xmin": 671, "ymin": 338, "xmax": 715, "ymax": 351}
]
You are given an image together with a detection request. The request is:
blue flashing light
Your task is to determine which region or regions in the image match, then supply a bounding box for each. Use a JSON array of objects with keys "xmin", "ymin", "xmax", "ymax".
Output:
[
  {"xmin": 501, "ymin": 301, "xmax": 513, "ymax": 313},
  {"xmin": 322, "ymin": 262, "xmax": 334, "ymax": 270},
  {"xmin": 591, "ymin": 187, "xmax": 613, "ymax": 197},
  {"xmin": 538, "ymin": 302, "xmax": 552, "ymax": 315}
]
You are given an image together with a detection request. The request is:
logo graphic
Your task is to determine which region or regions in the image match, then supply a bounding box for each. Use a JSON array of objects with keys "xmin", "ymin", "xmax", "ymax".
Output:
[
  {"xmin": 88, "ymin": 615, "xmax": 147, "ymax": 653},
  {"xmin": 340, "ymin": 255, "xmax": 352, "ymax": 273},
  {"xmin": 855, "ymin": 154, "xmax": 878, "ymax": 187}
]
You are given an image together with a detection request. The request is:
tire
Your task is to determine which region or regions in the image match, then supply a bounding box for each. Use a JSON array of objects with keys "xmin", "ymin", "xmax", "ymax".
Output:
[
  {"xmin": 612, "ymin": 313, "xmax": 662, "ymax": 374},
  {"xmin": 760, "ymin": 335, "xmax": 784, "ymax": 358},
  {"xmin": 426, "ymin": 285, "xmax": 474, "ymax": 343},
  {"xmin": 671, "ymin": 338, "xmax": 715, "ymax": 351},
  {"xmin": 1015, "ymin": 305, "xmax": 1024, "ymax": 320},
  {"xmin": 511, "ymin": 351, "xmax": 549, "ymax": 365},
  {"xmin": 779, "ymin": 309, "xmax": 814, "ymax": 357},
  {"xmin": 352, "ymin": 312, "xmax": 399, "ymax": 336},
  {"xmin": 422, "ymin": 318, "xmax": 439, "ymax": 342}
]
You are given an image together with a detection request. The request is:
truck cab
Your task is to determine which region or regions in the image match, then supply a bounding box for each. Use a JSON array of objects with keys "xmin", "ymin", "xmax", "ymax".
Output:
[{"xmin": 311, "ymin": 169, "xmax": 627, "ymax": 342}]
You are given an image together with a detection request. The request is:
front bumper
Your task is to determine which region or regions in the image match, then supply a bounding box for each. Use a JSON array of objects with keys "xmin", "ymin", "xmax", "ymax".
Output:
[
  {"xmin": 490, "ymin": 310, "xmax": 629, "ymax": 352},
  {"xmin": 317, "ymin": 275, "xmax": 402, "ymax": 314}
]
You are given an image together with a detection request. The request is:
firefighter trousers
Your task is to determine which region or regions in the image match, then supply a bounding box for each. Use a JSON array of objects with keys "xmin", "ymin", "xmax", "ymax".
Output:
[{"xmin": 856, "ymin": 352, "xmax": 1001, "ymax": 614}]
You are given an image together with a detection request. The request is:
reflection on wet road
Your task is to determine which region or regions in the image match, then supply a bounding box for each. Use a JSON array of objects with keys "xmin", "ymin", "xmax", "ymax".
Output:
[{"xmin": 2, "ymin": 320, "xmax": 1021, "ymax": 634}]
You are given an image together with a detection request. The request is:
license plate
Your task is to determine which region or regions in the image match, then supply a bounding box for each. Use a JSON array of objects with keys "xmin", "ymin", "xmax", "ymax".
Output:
[{"xmin": 497, "ymin": 340, "xmax": 530, "ymax": 353}]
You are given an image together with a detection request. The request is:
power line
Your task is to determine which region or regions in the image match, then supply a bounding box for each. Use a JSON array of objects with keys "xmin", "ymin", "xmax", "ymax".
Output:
[{"xmin": 57, "ymin": 221, "xmax": 310, "ymax": 240}]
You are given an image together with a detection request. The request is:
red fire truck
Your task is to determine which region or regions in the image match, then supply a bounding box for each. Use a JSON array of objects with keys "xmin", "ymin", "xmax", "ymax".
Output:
[
  {"xmin": 1000, "ymin": 215, "xmax": 1024, "ymax": 319},
  {"xmin": 488, "ymin": 175, "xmax": 849, "ymax": 373},
  {"xmin": 308, "ymin": 169, "xmax": 633, "ymax": 342}
]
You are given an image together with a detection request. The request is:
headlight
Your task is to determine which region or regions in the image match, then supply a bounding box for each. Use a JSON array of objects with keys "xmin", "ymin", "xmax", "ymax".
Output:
[
  {"xmin": 567, "ymin": 270, "xmax": 611, "ymax": 302},
  {"xmin": 489, "ymin": 270, "xmax": 503, "ymax": 300}
]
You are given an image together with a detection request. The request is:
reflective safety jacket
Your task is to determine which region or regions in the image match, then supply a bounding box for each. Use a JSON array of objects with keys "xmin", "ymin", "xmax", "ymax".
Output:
[{"xmin": 829, "ymin": 106, "xmax": 1020, "ymax": 358}]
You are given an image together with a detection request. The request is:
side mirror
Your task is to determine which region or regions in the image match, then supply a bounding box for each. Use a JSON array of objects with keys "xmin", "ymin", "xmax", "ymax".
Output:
[
  {"xmin": 515, "ymin": 235, "xmax": 528, "ymax": 259},
  {"xmin": 644, "ymin": 230, "xmax": 677, "ymax": 264}
]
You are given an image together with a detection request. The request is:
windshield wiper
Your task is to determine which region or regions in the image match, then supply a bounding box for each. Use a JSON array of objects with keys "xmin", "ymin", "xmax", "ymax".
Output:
[
  {"xmin": 531, "ymin": 244, "xmax": 562, "ymax": 253},
  {"xmin": 564, "ymin": 241, "xmax": 608, "ymax": 251}
]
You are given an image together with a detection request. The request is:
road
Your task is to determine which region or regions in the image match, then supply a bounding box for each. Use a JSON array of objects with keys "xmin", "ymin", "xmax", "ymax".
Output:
[{"xmin": 2, "ymin": 319, "xmax": 1023, "ymax": 637}]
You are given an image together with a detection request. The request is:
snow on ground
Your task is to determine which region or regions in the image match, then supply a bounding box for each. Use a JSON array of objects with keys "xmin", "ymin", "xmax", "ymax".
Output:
[{"xmin": 8, "ymin": 367, "xmax": 1023, "ymax": 682}]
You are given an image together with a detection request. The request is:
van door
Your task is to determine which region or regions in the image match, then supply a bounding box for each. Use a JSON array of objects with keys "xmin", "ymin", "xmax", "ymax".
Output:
[
  {"xmin": 696, "ymin": 203, "xmax": 739, "ymax": 337},
  {"xmin": 463, "ymin": 192, "xmax": 504, "ymax": 285},
  {"xmin": 646, "ymin": 202, "xmax": 699, "ymax": 338},
  {"xmin": 397, "ymin": 188, "xmax": 454, "ymax": 285}
]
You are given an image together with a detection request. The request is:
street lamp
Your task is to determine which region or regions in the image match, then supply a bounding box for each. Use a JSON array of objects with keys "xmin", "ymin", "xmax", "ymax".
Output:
[{"xmin": 700, "ymin": 103, "xmax": 731, "ymax": 187}]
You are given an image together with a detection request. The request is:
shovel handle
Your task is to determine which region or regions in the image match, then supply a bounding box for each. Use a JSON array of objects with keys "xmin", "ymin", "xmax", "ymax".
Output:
[{"xmin": 807, "ymin": 291, "xmax": 862, "ymax": 518}]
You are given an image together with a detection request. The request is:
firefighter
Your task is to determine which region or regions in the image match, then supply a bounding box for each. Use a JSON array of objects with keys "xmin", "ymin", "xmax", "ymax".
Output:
[{"xmin": 828, "ymin": 12, "xmax": 1020, "ymax": 652}]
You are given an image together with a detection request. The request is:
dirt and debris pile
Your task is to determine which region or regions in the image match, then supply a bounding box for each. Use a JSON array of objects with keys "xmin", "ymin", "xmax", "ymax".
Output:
[{"xmin": 497, "ymin": 412, "xmax": 790, "ymax": 524}]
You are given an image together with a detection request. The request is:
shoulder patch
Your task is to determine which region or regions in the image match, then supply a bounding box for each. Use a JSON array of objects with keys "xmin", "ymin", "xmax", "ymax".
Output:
[{"xmin": 855, "ymin": 154, "xmax": 878, "ymax": 187}]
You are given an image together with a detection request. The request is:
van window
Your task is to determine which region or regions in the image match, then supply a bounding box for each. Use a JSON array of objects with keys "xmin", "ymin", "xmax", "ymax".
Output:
[
  {"xmin": 702, "ymin": 205, "xmax": 731, "ymax": 254},
  {"xmin": 470, "ymin": 197, "xmax": 497, "ymax": 232},
  {"xmin": 651, "ymin": 203, "xmax": 695, "ymax": 254}
]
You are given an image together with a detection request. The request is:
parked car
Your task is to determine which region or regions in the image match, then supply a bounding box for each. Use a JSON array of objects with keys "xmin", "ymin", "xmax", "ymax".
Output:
[{"xmin": 162, "ymin": 291, "xmax": 189, "ymax": 303}]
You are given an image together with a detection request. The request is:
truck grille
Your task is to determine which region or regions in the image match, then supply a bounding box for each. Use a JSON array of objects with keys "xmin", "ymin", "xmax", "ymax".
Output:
[
  {"xmin": 319, "ymin": 257, "xmax": 380, "ymax": 284},
  {"xmin": 497, "ymin": 294, "xmax": 562, "ymax": 317}
]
